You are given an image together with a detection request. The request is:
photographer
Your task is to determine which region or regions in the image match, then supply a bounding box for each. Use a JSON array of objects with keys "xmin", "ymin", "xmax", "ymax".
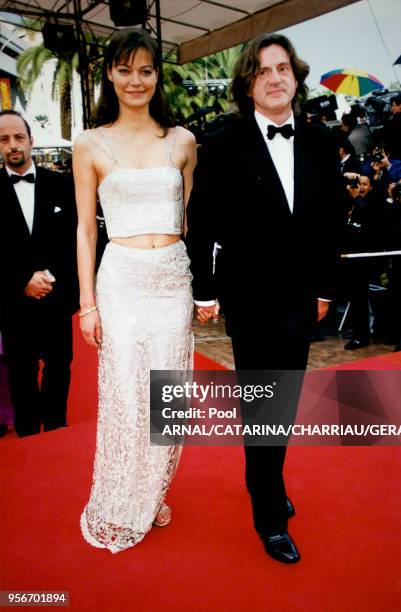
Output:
[
  {"xmin": 362, "ymin": 145, "xmax": 401, "ymax": 196},
  {"xmin": 338, "ymin": 137, "xmax": 361, "ymax": 175},
  {"xmin": 338, "ymin": 109, "xmax": 375, "ymax": 156},
  {"xmin": 383, "ymin": 94, "xmax": 401, "ymax": 160},
  {"xmin": 341, "ymin": 173, "xmax": 383, "ymax": 349},
  {"xmin": 348, "ymin": 106, "xmax": 375, "ymax": 157}
]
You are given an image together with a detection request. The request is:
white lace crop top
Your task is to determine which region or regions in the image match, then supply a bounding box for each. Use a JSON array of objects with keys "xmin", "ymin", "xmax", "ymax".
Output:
[{"xmin": 85, "ymin": 127, "xmax": 184, "ymax": 238}]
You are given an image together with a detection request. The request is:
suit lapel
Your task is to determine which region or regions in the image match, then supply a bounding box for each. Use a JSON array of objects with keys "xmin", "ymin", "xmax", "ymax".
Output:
[
  {"xmin": 31, "ymin": 165, "xmax": 47, "ymax": 239},
  {"xmin": 0, "ymin": 167, "xmax": 32, "ymax": 239},
  {"xmin": 293, "ymin": 119, "xmax": 309, "ymax": 219}
]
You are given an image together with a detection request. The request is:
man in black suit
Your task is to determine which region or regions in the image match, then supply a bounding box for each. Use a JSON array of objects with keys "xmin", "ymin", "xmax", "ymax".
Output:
[
  {"xmin": 384, "ymin": 94, "xmax": 401, "ymax": 160},
  {"xmin": 339, "ymin": 137, "xmax": 361, "ymax": 175},
  {"xmin": 0, "ymin": 110, "xmax": 78, "ymax": 437},
  {"xmin": 186, "ymin": 34, "xmax": 342, "ymax": 564}
]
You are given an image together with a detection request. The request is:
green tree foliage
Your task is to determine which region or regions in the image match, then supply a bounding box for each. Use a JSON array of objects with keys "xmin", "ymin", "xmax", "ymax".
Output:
[
  {"xmin": 163, "ymin": 46, "xmax": 243, "ymax": 123},
  {"xmin": 17, "ymin": 34, "xmax": 102, "ymax": 140},
  {"xmin": 17, "ymin": 43, "xmax": 77, "ymax": 140}
]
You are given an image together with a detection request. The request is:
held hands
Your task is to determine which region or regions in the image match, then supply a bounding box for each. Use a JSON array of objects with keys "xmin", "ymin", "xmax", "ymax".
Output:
[
  {"xmin": 24, "ymin": 271, "xmax": 53, "ymax": 299},
  {"xmin": 80, "ymin": 308, "xmax": 102, "ymax": 348},
  {"xmin": 317, "ymin": 299, "xmax": 330, "ymax": 322},
  {"xmin": 195, "ymin": 302, "xmax": 220, "ymax": 324}
]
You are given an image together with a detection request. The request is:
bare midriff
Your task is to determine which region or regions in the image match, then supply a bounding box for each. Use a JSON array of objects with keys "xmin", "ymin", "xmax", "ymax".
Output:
[{"xmin": 111, "ymin": 234, "xmax": 180, "ymax": 249}]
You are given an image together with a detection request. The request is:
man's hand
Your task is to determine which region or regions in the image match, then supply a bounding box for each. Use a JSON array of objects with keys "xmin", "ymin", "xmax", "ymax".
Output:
[
  {"xmin": 343, "ymin": 172, "xmax": 360, "ymax": 180},
  {"xmin": 344, "ymin": 173, "xmax": 361, "ymax": 198},
  {"xmin": 24, "ymin": 271, "xmax": 53, "ymax": 299},
  {"xmin": 346, "ymin": 184, "xmax": 360, "ymax": 199},
  {"xmin": 380, "ymin": 152, "xmax": 391, "ymax": 170},
  {"xmin": 317, "ymin": 299, "xmax": 330, "ymax": 322},
  {"xmin": 195, "ymin": 303, "xmax": 220, "ymax": 324},
  {"xmin": 371, "ymin": 161, "xmax": 381, "ymax": 178},
  {"xmin": 388, "ymin": 182, "xmax": 396, "ymax": 198},
  {"xmin": 371, "ymin": 151, "xmax": 391, "ymax": 177}
]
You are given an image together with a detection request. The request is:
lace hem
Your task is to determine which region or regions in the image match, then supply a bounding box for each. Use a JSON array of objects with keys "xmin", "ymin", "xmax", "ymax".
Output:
[{"xmin": 80, "ymin": 506, "xmax": 149, "ymax": 554}]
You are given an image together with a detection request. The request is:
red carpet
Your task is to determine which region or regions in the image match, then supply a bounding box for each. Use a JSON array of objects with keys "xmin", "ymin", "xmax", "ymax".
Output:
[{"xmin": 1, "ymin": 319, "xmax": 401, "ymax": 611}]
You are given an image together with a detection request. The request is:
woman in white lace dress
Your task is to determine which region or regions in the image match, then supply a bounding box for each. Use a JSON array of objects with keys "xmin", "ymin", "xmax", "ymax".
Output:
[{"xmin": 73, "ymin": 28, "xmax": 196, "ymax": 553}]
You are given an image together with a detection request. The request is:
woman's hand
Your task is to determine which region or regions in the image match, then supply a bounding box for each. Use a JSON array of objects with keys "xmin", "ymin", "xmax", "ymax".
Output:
[
  {"xmin": 195, "ymin": 303, "xmax": 220, "ymax": 324},
  {"xmin": 80, "ymin": 310, "xmax": 103, "ymax": 348}
]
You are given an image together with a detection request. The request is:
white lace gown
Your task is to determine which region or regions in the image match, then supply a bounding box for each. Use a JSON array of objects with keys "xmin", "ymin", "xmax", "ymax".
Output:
[{"xmin": 80, "ymin": 128, "xmax": 193, "ymax": 553}]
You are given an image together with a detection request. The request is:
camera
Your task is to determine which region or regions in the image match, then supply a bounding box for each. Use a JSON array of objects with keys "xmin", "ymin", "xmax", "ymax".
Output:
[
  {"xmin": 345, "ymin": 176, "xmax": 360, "ymax": 189},
  {"xmin": 373, "ymin": 152, "xmax": 385, "ymax": 163},
  {"xmin": 372, "ymin": 148, "xmax": 385, "ymax": 163}
]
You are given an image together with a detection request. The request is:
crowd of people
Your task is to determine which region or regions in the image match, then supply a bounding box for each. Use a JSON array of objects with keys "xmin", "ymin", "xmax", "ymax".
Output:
[
  {"xmin": 335, "ymin": 95, "xmax": 401, "ymax": 351},
  {"xmin": 0, "ymin": 27, "xmax": 400, "ymax": 565}
]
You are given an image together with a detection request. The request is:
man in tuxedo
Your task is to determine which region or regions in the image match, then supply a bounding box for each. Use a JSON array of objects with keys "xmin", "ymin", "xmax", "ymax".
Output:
[
  {"xmin": 186, "ymin": 34, "xmax": 342, "ymax": 564},
  {"xmin": 0, "ymin": 110, "xmax": 78, "ymax": 437},
  {"xmin": 384, "ymin": 94, "xmax": 401, "ymax": 160},
  {"xmin": 339, "ymin": 137, "xmax": 361, "ymax": 175}
]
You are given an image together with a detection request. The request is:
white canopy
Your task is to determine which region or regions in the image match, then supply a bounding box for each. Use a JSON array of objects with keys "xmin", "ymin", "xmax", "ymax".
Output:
[{"xmin": 0, "ymin": 0, "xmax": 360, "ymax": 63}]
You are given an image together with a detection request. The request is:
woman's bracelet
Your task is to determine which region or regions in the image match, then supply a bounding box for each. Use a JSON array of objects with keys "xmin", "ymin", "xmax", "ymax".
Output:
[{"xmin": 79, "ymin": 306, "xmax": 98, "ymax": 318}]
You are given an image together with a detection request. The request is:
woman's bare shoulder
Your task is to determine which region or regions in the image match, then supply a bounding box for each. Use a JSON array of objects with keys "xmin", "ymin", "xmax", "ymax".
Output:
[
  {"xmin": 74, "ymin": 128, "xmax": 103, "ymax": 148},
  {"xmin": 175, "ymin": 125, "xmax": 196, "ymax": 146}
]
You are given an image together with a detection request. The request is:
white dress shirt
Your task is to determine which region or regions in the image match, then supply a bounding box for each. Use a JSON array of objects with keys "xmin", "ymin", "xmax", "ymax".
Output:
[
  {"xmin": 254, "ymin": 109, "xmax": 295, "ymax": 213},
  {"xmin": 340, "ymin": 153, "xmax": 350, "ymax": 173},
  {"xmin": 6, "ymin": 163, "xmax": 36, "ymax": 234}
]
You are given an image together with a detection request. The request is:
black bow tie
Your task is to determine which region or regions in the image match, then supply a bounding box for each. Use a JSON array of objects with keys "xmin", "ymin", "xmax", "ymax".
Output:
[
  {"xmin": 10, "ymin": 173, "xmax": 35, "ymax": 184},
  {"xmin": 267, "ymin": 124, "xmax": 294, "ymax": 140}
]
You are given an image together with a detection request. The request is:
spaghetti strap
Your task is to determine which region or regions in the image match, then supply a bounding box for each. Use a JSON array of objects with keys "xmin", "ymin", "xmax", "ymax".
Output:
[
  {"xmin": 166, "ymin": 127, "xmax": 179, "ymax": 168},
  {"xmin": 82, "ymin": 129, "xmax": 121, "ymax": 174},
  {"xmin": 98, "ymin": 128, "xmax": 123, "ymax": 169},
  {"xmin": 82, "ymin": 131, "xmax": 113, "ymax": 162}
]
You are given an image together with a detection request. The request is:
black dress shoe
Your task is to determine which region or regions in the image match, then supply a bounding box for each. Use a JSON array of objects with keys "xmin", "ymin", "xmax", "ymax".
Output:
[
  {"xmin": 344, "ymin": 338, "xmax": 369, "ymax": 350},
  {"xmin": 287, "ymin": 497, "xmax": 295, "ymax": 518},
  {"xmin": 260, "ymin": 532, "xmax": 300, "ymax": 564}
]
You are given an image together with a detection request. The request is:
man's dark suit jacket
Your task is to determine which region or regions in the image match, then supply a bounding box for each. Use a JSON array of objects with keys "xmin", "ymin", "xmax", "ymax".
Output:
[
  {"xmin": 340, "ymin": 155, "xmax": 361, "ymax": 175},
  {"xmin": 0, "ymin": 165, "xmax": 79, "ymax": 322},
  {"xmin": 384, "ymin": 113, "xmax": 401, "ymax": 160},
  {"xmin": 186, "ymin": 115, "xmax": 343, "ymax": 337}
]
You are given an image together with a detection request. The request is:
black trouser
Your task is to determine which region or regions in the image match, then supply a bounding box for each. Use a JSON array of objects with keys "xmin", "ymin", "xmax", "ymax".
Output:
[
  {"xmin": 2, "ymin": 301, "xmax": 73, "ymax": 437},
  {"xmin": 230, "ymin": 305, "xmax": 312, "ymax": 536},
  {"xmin": 387, "ymin": 258, "xmax": 401, "ymax": 344},
  {"xmin": 343, "ymin": 259, "xmax": 371, "ymax": 341}
]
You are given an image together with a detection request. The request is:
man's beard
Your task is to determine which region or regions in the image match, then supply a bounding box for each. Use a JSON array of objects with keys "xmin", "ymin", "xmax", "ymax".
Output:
[{"xmin": 6, "ymin": 152, "xmax": 25, "ymax": 168}]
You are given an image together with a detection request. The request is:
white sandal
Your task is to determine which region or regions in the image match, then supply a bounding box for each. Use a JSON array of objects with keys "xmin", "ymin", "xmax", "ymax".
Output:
[{"xmin": 154, "ymin": 503, "xmax": 172, "ymax": 527}]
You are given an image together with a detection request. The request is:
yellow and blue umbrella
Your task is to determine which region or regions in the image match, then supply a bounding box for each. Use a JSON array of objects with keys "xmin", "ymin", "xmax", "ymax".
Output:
[{"xmin": 320, "ymin": 68, "xmax": 384, "ymax": 97}]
